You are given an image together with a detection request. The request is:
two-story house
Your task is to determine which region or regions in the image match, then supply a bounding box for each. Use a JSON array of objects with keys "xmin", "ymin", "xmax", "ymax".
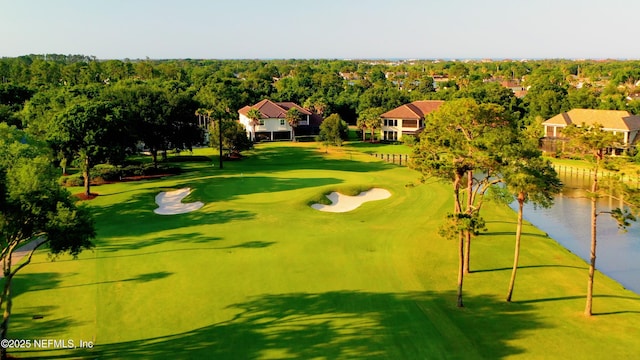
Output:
[
  {"xmin": 380, "ymin": 100, "xmax": 445, "ymax": 141},
  {"xmin": 542, "ymin": 109, "xmax": 640, "ymax": 153},
  {"xmin": 238, "ymin": 99, "xmax": 320, "ymax": 141}
]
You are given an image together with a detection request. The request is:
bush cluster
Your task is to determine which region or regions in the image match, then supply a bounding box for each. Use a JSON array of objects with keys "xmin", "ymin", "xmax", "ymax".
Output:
[{"xmin": 59, "ymin": 164, "xmax": 182, "ymax": 187}]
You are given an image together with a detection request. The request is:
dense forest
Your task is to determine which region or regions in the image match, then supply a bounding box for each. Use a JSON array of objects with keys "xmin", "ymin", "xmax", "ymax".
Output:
[
  {"xmin": 3, "ymin": 54, "xmax": 640, "ymax": 126},
  {"xmin": 2, "ymin": 54, "xmax": 640, "ymax": 183}
]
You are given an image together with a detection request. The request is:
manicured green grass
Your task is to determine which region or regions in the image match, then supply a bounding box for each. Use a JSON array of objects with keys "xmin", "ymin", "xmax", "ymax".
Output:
[
  {"xmin": 549, "ymin": 156, "xmax": 640, "ymax": 173},
  {"xmin": 9, "ymin": 142, "xmax": 640, "ymax": 359},
  {"xmin": 344, "ymin": 141, "xmax": 413, "ymax": 155}
]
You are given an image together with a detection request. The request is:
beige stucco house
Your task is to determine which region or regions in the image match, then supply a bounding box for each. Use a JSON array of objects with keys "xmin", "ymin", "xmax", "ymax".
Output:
[
  {"xmin": 380, "ymin": 100, "xmax": 445, "ymax": 141},
  {"xmin": 542, "ymin": 109, "xmax": 640, "ymax": 153}
]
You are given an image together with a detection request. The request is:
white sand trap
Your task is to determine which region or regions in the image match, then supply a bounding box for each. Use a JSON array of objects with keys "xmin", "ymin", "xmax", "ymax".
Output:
[
  {"xmin": 311, "ymin": 188, "xmax": 391, "ymax": 213},
  {"xmin": 154, "ymin": 188, "xmax": 204, "ymax": 215}
]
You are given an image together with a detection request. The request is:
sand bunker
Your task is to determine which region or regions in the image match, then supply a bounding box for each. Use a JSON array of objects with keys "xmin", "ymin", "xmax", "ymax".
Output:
[
  {"xmin": 311, "ymin": 188, "xmax": 391, "ymax": 213},
  {"xmin": 154, "ymin": 188, "xmax": 204, "ymax": 215}
]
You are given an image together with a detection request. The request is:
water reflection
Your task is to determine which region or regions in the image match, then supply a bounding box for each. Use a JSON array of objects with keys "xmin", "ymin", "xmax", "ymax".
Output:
[{"xmin": 509, "ymin": 181, "xmax": 640, "ymax": 295}]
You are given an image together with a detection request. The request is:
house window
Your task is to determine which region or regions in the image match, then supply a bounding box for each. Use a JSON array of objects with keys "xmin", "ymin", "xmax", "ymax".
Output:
[
  {"xmin": 404, "ymin": 119, "xmax": 418, "ymax": 128},
  {"xmin": 259, "ymin": 119, "xmax": 265, "ymax": 126},
  {"xmin": 384, "ymin": 119, "xmax": 398, "ymax": 127},
  {"xmin": 280, "ymin": 119, "xmax": 285, "ymax": 126},
  {"xmin": 384, "ymin": 131, "xmax": 398, "ymax": 141}
]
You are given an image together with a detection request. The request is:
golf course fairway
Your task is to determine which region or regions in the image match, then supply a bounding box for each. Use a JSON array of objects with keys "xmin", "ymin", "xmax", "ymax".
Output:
[{"xmin": 7, "ymin": 142, "xmax": 640, "ymax": 359}]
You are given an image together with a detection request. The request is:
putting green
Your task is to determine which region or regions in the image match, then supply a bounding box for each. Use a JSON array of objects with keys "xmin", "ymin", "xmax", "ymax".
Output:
[{"xmin": 7, "ymin": 142, "xmax": 640, "ymax": 359}]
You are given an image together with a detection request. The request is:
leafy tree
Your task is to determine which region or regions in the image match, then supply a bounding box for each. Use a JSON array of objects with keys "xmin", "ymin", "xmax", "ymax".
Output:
[
  {"xmin": 524, "ymin": 69, "xmax": 570, "ymax": 119},
  {"xmin": 50, "ymin": 100, "xmax": 126, "ymax": 196},
  {"xmin": 568, "ymin": 86, "xmax": 599, "ymax": 109},
  {"xmin": 0, "ymin": 84, "xmax": 34, "ymax": 113},
  {"xmin": 448, "ymin": 63, "xmax": 470, "ymax": 79},
  {"xmin": 104, "ymin": 84, "xmax": 168, "ymax": 166},
  {"xmin": 285, "ymin": 107, "xmax": 303, "ymax": 141},
  {"xmin": 498, "ymin": 142, "xmax": 562, "ymax": 302},
  {"xmin": 563, "ymin": 123, "xmax": 636, "ymax": 316},
  {"xmin": 209, "ymin": 119, "xmax": 253, "ymax": 157},
  {"xmin": 410, "ymin": 98, "xmax": 516, "ymax": 307},
  {"xmin": 105, "ymin": 83, "xmax": 201, "ymax": 166},
  {"xmin": 303, "ymin": 95, "xmax": 329, "ymax": 116},
  {"xmin": 455, "ymin": 82, "xmax": 522, "ymax": 118},
  {"xmin": 0, "ymin": 124, "xmax": 95, "ymax": 360},
  {"xmin": 317, "ymin": 113, "xmax": 348, "ymax": 149},
  {"xmin": 366, "ymin": 67, "xmax": 387, "ymax": 83},
  {"xmin": 164, "ymin": 89, "xmax": 203, "ymax": 154},
  {"xmin": 356, "ymin": 86, "xmax": 408, "ymax": 115}
]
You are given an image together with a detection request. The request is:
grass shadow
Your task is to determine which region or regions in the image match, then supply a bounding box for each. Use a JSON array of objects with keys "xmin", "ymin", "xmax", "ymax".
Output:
[
  {"xmin": 473, "ymin": 264, "xmax": 587, "ymax": 274},
  {"xmin": 480, "ymin": 232, "xmax": 550, "ymax": 239},
  {"xmin": 8, "ymin": 273, "xmax": 87, "ymax": 339},
  {"xmin": 22, "ymin": 271, "xmax": 173, "ymax": 292},
  {"xmin": 517, "ymin": 294, "xmax": 640, "ymax": 305},
  {"xmin": 19, "ymin": 290, "xmax": 543, "ymax": 359}
]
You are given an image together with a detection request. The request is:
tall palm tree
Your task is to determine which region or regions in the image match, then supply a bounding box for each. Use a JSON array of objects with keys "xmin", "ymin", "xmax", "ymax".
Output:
[
  {"xmin": 356, "ymin": 116, "xmax": 368, "ymax": 141},
  {"xmin": 359, "ymin": 107, "xmax": 384, "ymax": 142},
  {"xmin": 246, "ymin": 108, "xmax": 262, "ymax": 142},
  {"xmin": 285, "ymin": 107, "xmax": 302, "ymax": 141}
]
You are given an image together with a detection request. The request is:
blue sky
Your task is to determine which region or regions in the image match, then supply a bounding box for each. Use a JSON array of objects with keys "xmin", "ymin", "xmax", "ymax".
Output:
[{"xmin": 1, "ymin": 0, "xmax": 637, "ymax": 60}]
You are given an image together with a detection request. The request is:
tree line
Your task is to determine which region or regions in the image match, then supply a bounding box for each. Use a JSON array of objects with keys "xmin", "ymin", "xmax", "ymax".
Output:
[{"xmin": 3, "ymin": 55, "xmax": 640, "ymax": 126}]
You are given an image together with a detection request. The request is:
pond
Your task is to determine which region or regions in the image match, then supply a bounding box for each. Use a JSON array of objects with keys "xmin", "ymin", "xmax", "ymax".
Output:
[{"xmin": 509, "ymin": 174, "xmax": 640, "ymax": 295}]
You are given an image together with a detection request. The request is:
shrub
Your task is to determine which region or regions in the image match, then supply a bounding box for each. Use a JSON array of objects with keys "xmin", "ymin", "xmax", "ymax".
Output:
[
  {"xmin": 295, "ymin": 135, "xmax": 316, "ymax": 142},
  {"xmin": 59, "ymin": 174, "xmax": 84, "ymax": 187},
  {"xmin": 402, "ymin": 135, "xmax": 417, "ymax": 147},
  {"xmin": 92, "ymin": 164, "xmax": 121, "ymax": 181}
]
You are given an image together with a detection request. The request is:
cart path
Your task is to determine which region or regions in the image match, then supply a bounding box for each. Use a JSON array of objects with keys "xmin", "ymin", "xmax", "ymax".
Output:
[{"xmin": 0, "ymin": 238, "xmax": 46, "ymax": 278}]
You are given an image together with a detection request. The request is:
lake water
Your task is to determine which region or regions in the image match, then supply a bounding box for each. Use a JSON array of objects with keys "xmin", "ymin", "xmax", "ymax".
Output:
[{"xmin": 509, "ymin": 179, "xmax": 640, "ymax": 295}]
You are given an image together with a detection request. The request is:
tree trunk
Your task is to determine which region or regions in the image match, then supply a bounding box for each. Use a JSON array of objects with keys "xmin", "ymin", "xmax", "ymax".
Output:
[
  {"xmin": 507, "ymin": 194, "xmax": 525, "ymax": 302},
  {"xmin": 291, "ymin": 127, "xmax": 296, "ymax": 142},
  {"xmin": 370, "ymin": 128, "xmax": 375, "ymax": 142},
  {"xmin": 454, "ymin": 172, "xmax": 464, "ymax": 307},
  {"xmin": 151, "ymin": 150, "xmax": 158, "ymax": 169},
  {"xmin": 464, "ymin": 170, "xmax": 473, "ymax": 274},
  {"xmin": 0, "ymin": 240, "xmax": 45, "ymax": 360},
  {"xmin": 83, "ymin": 156, "xmax": 91, "ymax": 197},
  {"xmin": 362, "ymin": 128, "xmax": 366, "ymax": 141},
  {"xmin": 585, "ymin": 155, "xmax": 600, "ymax": 317},
  {"xmin": 457, "ymin": 229, "xmax": 465, "ymax": 308},
  {"xmin": 0, "ymin": 261, "xmax": 12, "ymax": 360}
]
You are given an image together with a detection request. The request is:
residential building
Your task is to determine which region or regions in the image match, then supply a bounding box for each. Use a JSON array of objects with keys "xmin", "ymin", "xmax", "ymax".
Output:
[
  {"xmin": 541, "ymin": 109, "xmax": 640, "ymax": 153},
  {"xmin": 238, "ymin": 99, "xmax": 322, "ymax": 141},
  {"xmin": 380, "ymin": 100, "xmax": 445, "ymax": 141}
]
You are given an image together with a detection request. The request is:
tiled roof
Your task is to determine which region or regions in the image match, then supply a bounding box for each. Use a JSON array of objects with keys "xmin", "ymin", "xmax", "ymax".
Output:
[
  {"xmin": 544, "ymin": 109, "xmax": 640, "ymax": 131},
  {"xmin": 380, "ymin": 100, "xmax": 445, "ymax": 120},
  {"xmin": 238, "ymin": 99, "xmax": 311, "ymax": 119}
]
